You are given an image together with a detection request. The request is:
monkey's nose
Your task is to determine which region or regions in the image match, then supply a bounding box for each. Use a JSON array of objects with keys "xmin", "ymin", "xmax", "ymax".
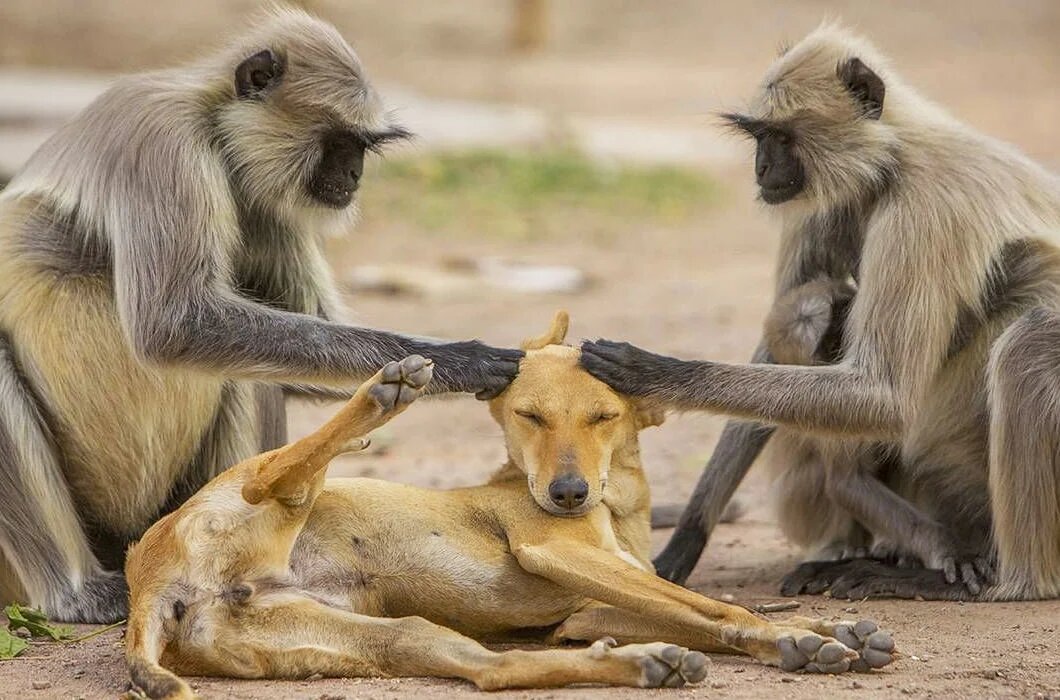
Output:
[{"xmin": 548, "ymin": 474, "xmax": 589, "ymax": 510}]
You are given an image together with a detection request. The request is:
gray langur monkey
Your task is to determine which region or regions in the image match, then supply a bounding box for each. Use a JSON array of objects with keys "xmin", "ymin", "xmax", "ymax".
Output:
[
  {"xmin": 583, "ymin": 23, "xmax": 1060, "ymax": 601},
  {"xmin": 0, "ymin": 8, "xmax": 522, "ymax": 622}
]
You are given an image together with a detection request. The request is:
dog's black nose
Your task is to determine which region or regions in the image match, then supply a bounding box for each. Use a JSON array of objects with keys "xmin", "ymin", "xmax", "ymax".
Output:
[{"xmin": 548, "ymin": 474, "xmax": 589, "ymax": 510}]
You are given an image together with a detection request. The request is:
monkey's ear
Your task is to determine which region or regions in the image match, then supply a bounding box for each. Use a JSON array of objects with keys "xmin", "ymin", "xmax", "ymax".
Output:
[
  {"xmin": 235, "ymin": 49, "xmax": 284, "ymax": 99},
  {"xmin": 838, "ymin": 57, "xmax": 885, "ymax": 120}
]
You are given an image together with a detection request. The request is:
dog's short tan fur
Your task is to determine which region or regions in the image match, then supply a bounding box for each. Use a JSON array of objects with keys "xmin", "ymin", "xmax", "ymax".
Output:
[{"xmin": 125, "ymin": 314, "xmax": 895, "ymax": 698}]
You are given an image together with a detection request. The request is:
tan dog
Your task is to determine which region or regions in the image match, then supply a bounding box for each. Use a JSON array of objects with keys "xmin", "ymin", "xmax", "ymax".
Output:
[{"xmin": 125, "ymin": 314, "xmax": 896, "ymax": 698}]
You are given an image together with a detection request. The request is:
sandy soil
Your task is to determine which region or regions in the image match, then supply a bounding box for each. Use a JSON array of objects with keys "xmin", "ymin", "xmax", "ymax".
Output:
[{"xmin": 1, "ymin": 1, "xmax": 1059, "ymax": 698}]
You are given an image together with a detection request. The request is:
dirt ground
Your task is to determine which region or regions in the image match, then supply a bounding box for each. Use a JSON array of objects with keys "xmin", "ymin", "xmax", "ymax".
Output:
[{"xmin": 1, "ymin": 1, "xmax": 1059, "ymax": 698}]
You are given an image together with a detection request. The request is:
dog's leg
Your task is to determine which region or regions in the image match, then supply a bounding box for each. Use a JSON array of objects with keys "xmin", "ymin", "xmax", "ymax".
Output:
[
  {"xmin": 241, "ymin": 355, "xmax": 432, "ymax": 505},
  {"xmin": 178, "ymin": 595, "xmax": 709, "ymax": 690},
  {"xmin": 513, "ymin": 538, "xmax": 895, "ymax": 673},
  {"xmin": 552, "ymin": 602, "xmax": 741, "ymax": 654}
]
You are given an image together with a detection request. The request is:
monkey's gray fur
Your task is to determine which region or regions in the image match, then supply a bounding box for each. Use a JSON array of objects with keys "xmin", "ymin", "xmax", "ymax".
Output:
[
  {"xmin": 0, "ymin": 8, "xmax": 520, "ymax": 622},
  {"xmin": 584, "ymin": 23, "xmax": 1060, "ymax": 601}
]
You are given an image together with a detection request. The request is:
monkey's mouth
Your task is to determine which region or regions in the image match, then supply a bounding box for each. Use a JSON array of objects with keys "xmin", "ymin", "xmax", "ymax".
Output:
[
  {"xmin": 307, "ymin": 180, "xmax": 358, "ymax": 208},
  {"xmin": 760, "ymin": 182, "xmax": 803, "ymax": 204}
]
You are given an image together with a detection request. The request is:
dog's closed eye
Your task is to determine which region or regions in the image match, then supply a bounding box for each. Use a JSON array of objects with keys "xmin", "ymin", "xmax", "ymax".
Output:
[
  {"xmin": 514, "ymin": 409, "xmax": 547, "ymax": 427},
  {"xmin": 588, "ymin": 412, "xmax": 619, "ymax": 425}
]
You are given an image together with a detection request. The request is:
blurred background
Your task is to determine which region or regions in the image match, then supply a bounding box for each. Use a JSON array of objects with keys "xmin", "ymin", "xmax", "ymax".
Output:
[{"xmin": 0, "ymin": 0, "xmax": 1058, "ymax": 578}]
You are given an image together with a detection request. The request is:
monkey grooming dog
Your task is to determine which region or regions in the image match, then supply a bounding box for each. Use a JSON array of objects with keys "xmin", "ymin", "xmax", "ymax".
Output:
[
  {"xmin": 124, "ymin": 314, "xmax": 896, "ymax": 699},
  {"xmin": 0, "ymin": 9, "xmax": 521, "ymax": 622},
  {"xmin": 583, "ymin": 23, "xmax": 1060, "ymax": 601}
]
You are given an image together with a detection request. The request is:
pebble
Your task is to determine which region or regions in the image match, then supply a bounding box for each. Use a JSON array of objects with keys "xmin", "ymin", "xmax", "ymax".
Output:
[
  {"xmin": 710, "ymin": 681, "xmax": 728, "ymax": 689},
  {"xmin": 720, "ymin": 593, "xmax": 735, "ymax": 602},
  {"xmin": 32, "ymin": 681, "xmax": 52, "ymax": 690}
]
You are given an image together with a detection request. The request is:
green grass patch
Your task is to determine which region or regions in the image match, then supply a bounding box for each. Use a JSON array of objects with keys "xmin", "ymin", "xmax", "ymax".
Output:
[{"xmin": 361, "ymin": 148, "xmax": 718, "ymax": 240}]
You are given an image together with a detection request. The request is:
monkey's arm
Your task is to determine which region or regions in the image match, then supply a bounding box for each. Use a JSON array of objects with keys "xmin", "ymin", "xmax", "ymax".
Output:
[
  {"xmin": 108, "ymin": 143, "xmax": 519, "ymax": 397},
  {"xmin": 580, "ymin": 342, "xmax": 900, "ymax": 439}
]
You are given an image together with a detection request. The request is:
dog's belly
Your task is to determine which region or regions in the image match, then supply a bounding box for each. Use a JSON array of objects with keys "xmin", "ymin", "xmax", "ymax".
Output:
[{"xmin": 292, "ymin": 479, "xmax": 589, "ymax": 637}]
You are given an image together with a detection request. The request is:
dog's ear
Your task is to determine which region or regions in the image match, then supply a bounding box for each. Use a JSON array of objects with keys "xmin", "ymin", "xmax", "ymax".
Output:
[
  {"xmin": 520, "ymin": 310, "xmax": 570, "ymax": 350},
  {"xmin": 633, "ymin": 399, "xmax": 667, "ymax": 429}
]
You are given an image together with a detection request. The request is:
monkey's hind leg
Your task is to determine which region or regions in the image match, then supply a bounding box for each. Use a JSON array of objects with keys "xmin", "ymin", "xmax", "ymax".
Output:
[
  {"xmin": 987, "ymin": 307, "xmax": 1060, "ymax": 600},
  {"xmin": 0, "ymin": 333, "xmax": 125, "ymax": 622}
]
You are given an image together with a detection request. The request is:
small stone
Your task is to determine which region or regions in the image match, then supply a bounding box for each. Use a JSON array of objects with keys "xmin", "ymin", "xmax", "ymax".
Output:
[
  {"xmin": 306, "ymin": 673, "xmax": 324, "ymax": 682},
  {"xmin": 843, "ymin": 607, "xmax": 859, "ymax": 614},
  {"xmin": 710, "ymin": 681, "xmax": 727, "ymax": 689},
  {"xmin": 851, "ymin": 681, "xmax": 864, "ymax": 689},
  {"xmin": 72, "ymin": 669, "xmax": 86, "ymax": 679},
  {"xmin": 32, "ymin": 681, "xmax": 52, "ymax": 690},
  {"xmin": 720, "ymin": 593, "xmax": 735, "ymax": 602},
  {"xmin": 14, "ymin": 628, "xmax": 31, "ymax": 638}
]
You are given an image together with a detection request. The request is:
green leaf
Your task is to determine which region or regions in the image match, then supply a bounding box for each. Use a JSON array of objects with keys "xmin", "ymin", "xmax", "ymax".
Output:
[
  {"xmin": 5, "ymin": 604, "xmax": 73, "ymax": 641},
  {"xmin": 0, "ymin": 627, "xmax": 28, "ymax": 659}
]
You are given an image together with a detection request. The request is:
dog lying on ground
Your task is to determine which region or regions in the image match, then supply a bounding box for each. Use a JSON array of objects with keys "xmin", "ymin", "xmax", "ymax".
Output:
[{"xmin": 124, "ymin": 313, "xmax": 896, "ymax": 698}]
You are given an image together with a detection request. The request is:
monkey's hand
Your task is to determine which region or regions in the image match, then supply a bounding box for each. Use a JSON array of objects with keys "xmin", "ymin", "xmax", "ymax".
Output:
[
  {"xmin": 406, "ymin": 340, "xmax": 523, "ymax": 399},
  {"xmin": 579, "ymin": 339, "xmax": 688, "ymax": 399}
]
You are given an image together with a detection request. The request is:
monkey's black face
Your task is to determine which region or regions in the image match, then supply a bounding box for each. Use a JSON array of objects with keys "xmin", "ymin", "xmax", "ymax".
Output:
[
  {"xmin": 754, "ymin": 129, "xmax": 805, "ymax": 204},
  {"xmin": 305, "ymin": 126, "xmax": 411, "ymax": 208},
  {"xmin": 308, "ymin": 129, "xmax": 366, "ymax": 208},
  {"xmin": 721, "ymin": 114, "xmax": 805, "ymax": 205}
]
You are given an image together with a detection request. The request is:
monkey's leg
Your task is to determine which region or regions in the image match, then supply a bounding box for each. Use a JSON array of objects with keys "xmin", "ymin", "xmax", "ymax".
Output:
[
  {"xmin": 771, "ymin": 438, "xmax": 870, "ymax": 561},
  {"xmin": 177, "ymin": 596, "xmax": 708, "ymax": 690},
  {"xmin": 780, "ymin": 444, "xmax": 988, "ymax": 598},
  {"xmin": 987, "ymin": 307, "xmax": 1060, "ymax": 600},
  {"xmin": 654, "ymin": 420, "xmax": 773, "ymax": 584},
  {"xmin": 0, "ymin": 334, "xmax": 124, "ymax": 623}
]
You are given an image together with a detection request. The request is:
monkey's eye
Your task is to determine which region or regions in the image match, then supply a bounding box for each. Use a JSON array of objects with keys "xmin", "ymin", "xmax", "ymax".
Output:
[
  {"xmin": 774, "ymin": 131, "xmax": 793, "ymax": 146},
  {"xmin": 588, "ymin": 412, "xmax": 619, "ymax": 425},
  {"xmin": 515, "ymin": 409, "xmax": 546, "ymax": 427}
]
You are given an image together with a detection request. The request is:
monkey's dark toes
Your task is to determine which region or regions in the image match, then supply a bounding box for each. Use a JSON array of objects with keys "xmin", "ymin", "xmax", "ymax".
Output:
[
  {"xmin": 780, "ymin": 559, "xmax": 856, "ymax": 596},
  {"xmin": 418, "ymin": 340, "xmax": 523, "ymax": 397},
  {"xmin": 800, "ymin": 559, "xmax": 977, "ymax": 601}
]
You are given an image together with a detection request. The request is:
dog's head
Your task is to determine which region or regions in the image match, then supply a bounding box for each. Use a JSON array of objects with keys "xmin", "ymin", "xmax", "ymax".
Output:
[{"xmin": 489, "ymin": 312, "xmax": 665, "ymax": 516}]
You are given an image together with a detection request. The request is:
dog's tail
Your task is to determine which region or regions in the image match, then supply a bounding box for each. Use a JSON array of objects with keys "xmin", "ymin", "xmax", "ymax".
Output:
[
  {"xmin": 124, "ymin": 538, "xmax": 194, "ymax": 700},
  {"xmin": 125, "ymin": 605, "xmax": 194, "ymax": 700},
  {"xmin": 650, "ymin": 499, "xmax": 746, "ymax": 529}
]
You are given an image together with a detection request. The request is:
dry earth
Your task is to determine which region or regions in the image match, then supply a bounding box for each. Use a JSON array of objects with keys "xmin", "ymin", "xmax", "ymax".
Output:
[{"xmin": 1, "ymin": 1, "xmax": 1059, "ymax": 698}]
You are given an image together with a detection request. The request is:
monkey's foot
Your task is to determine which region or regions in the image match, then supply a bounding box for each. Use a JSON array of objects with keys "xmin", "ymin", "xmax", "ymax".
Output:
[
  {"xmin": 778, "ymin": 617, "xmax": 896, "ymax": 672},
  {"xmin": 53, "ymin": 569, "xmax": 129, "ymax": 623},
  {"xmin": 590, "ymin": 638, "xmax": 709, "ymax": 688},
  {"xmin": 369, "ymin": 355, "xmax": 433, "ymax": 414},
  {"xmin": 781, "ymin": 559, "xmax": 976, "ymax": 601}
]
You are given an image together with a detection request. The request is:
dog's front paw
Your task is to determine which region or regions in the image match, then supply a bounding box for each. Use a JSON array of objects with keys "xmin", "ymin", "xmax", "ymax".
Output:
[{"xmin": 370, "ymin": 355, "xmax": 433, "ymax": 413}]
